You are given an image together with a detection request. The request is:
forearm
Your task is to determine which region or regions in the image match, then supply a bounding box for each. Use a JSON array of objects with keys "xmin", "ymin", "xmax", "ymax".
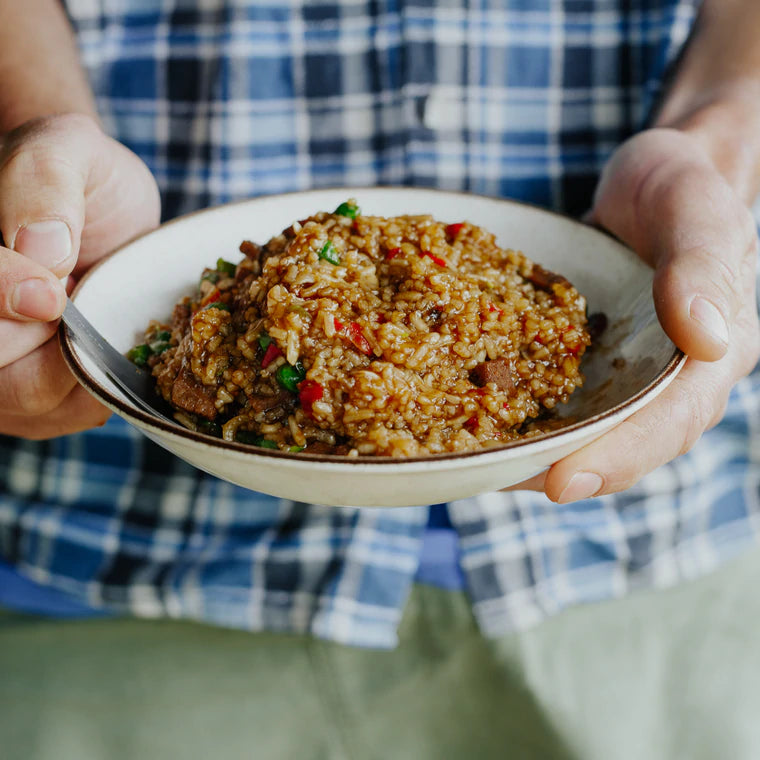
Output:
[
  {"xmin": 0, "ymin": 0, "xmax": 97, "ymax": 133},
  {"xmin": 654, "ymin": 0, "xmax": 760, "ymax": 203}
]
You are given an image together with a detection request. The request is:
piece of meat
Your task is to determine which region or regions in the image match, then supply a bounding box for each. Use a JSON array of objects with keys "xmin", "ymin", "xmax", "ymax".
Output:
[
  {"xmin": 527, "ymin": 264, "xmax": 570, "ymax": 292},
  {"xmin": 171, "ymin": 370, "xmax": 218, "ymax": 419},
  {"xmin": 239, "ymin": 240, "xmax": 261, "ymax": 260},
  {"xmin": 469, "ymin": 358, "xmax": 514, "ymax": 392},
  {"xmin": 247, "ymin": 389, "xmax": 295, "ymax": 416},
  {"xmin": 302, "ymin": 441, "xmax": 350, "ymax": 455},
  {"xmin": 171, "ymin": 302, "xmax": 192, "ymax": 338}
]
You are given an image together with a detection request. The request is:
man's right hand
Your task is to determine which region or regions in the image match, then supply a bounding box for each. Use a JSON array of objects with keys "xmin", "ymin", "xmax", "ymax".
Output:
[{"xmin": 0, "ymin": 113, "xmax": 161, "ymax": 439}]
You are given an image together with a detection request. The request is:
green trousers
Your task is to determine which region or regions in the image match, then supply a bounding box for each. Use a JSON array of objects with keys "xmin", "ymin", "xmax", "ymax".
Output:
[{"xmin": 3, "ymin": 547, "xmax": 760, "ymax": 760}]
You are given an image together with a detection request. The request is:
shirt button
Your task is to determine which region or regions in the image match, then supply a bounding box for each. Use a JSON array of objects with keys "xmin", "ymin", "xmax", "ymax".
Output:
[{"xmin": 420, "ymin": 88, "xmax": 464, "ymax": 131}]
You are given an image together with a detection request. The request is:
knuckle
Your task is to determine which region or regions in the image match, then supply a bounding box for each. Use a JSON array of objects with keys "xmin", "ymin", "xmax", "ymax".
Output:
[
  {"xmin": 2, "ymin": 113, "xmax": 99, "ymax": 153},
  {"xmin": 3, "ymin": 367, "xmax": 70, "ymax": 417},
  {"xmin": 669, "ymin": 392, "xmax": 711, "ymax": 457},
  {"xmin": 0, "ymin": 113, "xmax": 100, "ymax": 187},
  {"xmin": 0, "ymin": 139, "xmax": 79, "ymax": 187}
]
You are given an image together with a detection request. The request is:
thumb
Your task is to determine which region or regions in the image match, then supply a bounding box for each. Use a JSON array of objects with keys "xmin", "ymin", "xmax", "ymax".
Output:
[
  {"xmin": 0, "ymin": 114, "xmax": 100, "ymax": 278},
  {"xmin": 0, "ymin": 246, "xmax": 67, "ymax": 321},
  {"xmin": 592, "ymin": 128, "xmax": 756, "ymax": 362}
]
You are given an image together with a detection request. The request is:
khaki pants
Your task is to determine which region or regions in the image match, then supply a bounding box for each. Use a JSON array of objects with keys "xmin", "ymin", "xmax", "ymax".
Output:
[{"xmin": 3, "ymin": 548, "xmax": 760, "ymax": 760}]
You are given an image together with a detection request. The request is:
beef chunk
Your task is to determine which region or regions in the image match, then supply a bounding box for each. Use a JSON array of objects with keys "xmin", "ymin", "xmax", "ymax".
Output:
[
  {"xmin": 469, "ymin": 358, "xmax": 514, "ymax": 392},
  {"xmin": 247, "ymin": 389, "xmax": 296, "ymax": 417},
  {"xmin": 171, "ymin": 302, "xmax": 192, "ymax": 338},
  {"xmin": 527, "ymin": 264, "xmax": 570, "ymax": 292},
  {"xmin": 171, "ymin": 370, "xmax": 218, "ymax": 419},
  {"xmin": 239, "ymin": 240, "xmax": 261, "ymax": 260},
  {"xmin": 302, "ymin": 441, "xmax": 350, "ymax": 455}
]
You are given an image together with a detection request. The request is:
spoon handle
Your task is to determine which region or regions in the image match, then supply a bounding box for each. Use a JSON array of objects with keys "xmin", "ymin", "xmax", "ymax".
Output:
[{"xmin": 61, "ymin": 299, "xmax": 175, "ymax": 424}]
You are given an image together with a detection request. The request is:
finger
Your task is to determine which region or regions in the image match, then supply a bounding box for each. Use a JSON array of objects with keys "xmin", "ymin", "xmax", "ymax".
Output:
[
  {"xmin": 592, "ymin": 128, "xmax": 757, "ymax": 362},
  {"xmin": 0, "ymin": 335, "xmax": 78, "ymax": 416},
  {"xmin": 0, "ymin": 246, "xmax": 66, "ymax": 321},
  {"xmin": 0, "ymin": 317, "xmax": 59, "ymax": 366},
  {"xmin": 0, "ymin": 114, "xmax": 100, "ymax": 277},
  {"xmin": 501, "ymin": 471, "xmax": 547, "ymax": 493},
  {"xmin": 543, "ymin": 357, "xmax": 735, "ymax": 503},
  {"xmin": 0, "ymin": 384, "xmax": 111, "ymax": 439},
  {"xmin": 76, "ymin": 136, "xmax": 161, "ymax": 273}
]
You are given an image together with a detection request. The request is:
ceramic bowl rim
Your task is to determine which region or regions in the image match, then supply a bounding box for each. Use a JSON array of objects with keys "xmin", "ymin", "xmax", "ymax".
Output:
[{"xmin": 59, "ymin": 187, "xmax": 685, "ymax": 468}]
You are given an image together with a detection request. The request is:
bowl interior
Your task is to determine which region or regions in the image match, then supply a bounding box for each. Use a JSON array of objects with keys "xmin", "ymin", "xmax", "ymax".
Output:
[{"xmin": 68, "ymin": 187, "xmax": 680, "ymax": 460}]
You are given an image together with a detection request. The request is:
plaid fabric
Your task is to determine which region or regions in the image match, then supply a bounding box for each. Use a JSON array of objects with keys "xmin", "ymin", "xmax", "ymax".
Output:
[{"xmin": 5, "ymin": 0, "xmax": 757, "ymax": 650}]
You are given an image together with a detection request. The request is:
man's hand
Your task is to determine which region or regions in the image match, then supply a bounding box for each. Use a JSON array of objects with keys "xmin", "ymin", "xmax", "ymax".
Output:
[
  {"xmin": 0, "ymin": 113, "xmax": 161, "ymax": 439},
  {"xmin": 530, "ymin": 128, "xmax": 760, "ymax": 502}
]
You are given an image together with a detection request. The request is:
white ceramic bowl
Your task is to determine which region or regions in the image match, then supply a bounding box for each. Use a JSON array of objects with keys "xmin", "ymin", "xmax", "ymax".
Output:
[{"xmin": 61, "ymin": 188, "xmax": 684, "ymax": 507}]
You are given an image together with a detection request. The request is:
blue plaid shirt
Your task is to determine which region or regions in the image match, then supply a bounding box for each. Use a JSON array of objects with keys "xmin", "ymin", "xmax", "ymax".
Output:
[{"xmin": 3, "ymin": 0, "xmax": 759, "ymax": 648}]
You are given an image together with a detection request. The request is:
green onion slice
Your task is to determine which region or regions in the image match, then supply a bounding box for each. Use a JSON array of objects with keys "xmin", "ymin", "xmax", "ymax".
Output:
[
  {"xmin": 276, "ymin": 361, "xmax": 306, "ymax": 392},
  {"xmin": 318, "ymin": 241, "xmax": 341, "ymax": 265},
  {"xmin": 127, "ymin": 344, "xmax": 151, "ymax": 366},
  {"xmin": 216, "ymin": 258, "xmax": 237, "ymax": 276},
  {"xmin": 334, "ymin": 200, "xmax": 360, "ymax": 219}
]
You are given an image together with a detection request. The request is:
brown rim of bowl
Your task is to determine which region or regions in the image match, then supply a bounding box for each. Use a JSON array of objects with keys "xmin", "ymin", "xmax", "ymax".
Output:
[{"xmin": 59, "ymin": 187, "xmax": 686, "ymax": 466}]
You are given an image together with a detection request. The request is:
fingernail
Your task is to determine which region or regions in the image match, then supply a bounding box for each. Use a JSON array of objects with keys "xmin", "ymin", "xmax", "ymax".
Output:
[
  {"xmin": 690, "ymin": 296, "xmax": 729, "ymax": 347},
  {"xmin": 557, "ymin": 472, "xmax": 603, "ymax": 504},
  {"xmin": 13, "ymin": 220, "xmax": 73, "ymax": 270},
  {"xmin": 12, "ymin": 278, "xmax": 64, "ymax": 320}
]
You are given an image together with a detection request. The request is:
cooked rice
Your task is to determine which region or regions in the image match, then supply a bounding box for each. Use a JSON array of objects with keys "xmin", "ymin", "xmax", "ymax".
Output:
[{"xmin": 135, "ymin": 202, "xmax": 591, "ymax": 456}]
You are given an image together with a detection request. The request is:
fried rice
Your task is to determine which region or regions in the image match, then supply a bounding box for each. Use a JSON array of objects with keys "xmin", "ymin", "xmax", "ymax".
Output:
[{"xmin": 129, "ymin": 200, "xmax": 591, "ymax": 457}]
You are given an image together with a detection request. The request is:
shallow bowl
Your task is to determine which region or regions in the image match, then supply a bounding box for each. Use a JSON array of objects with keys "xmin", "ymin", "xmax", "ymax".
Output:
[{"xmin": 61, "ymin": 188, "xmax": 684, "ymax": 507}]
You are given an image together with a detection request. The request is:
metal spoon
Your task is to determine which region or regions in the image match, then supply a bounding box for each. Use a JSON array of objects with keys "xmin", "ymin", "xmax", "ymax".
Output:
[{"xmin": 61, "ymin": 298, "xmax": 177, "ymax": 424}]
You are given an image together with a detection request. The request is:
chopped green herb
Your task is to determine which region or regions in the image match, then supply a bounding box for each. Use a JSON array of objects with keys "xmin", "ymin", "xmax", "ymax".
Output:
[
  {"xmin": 276, "ymin": 361, "xmax": 306, "ymax": 392},
  {"xmin": 235, "ymin": 430, "xmax": 278, "ymax": 448},
  {"xmin": 288, "ymin": 304, "xmax": 308, "ymax": 317},
  {"xmin": 203, "ymin": 301, "xmax": 230, "ymax": 312},
  {"xmin": 318, "ymin": 240, "xmax": 341, "ymax": 265},
  {"xmin": 289, "ymin": 446, "xmax": 305, "ymax": 453},
  {"xmin": 334, "ymin": 200, "xmax": 360, "ymax": 219},
  {"xmin": 216, "ymin": 257, "xmax": 237, "ymax": 276},
  {"xmin": 256, "ymin": 438, "xmax": 278, "ymax": 449},
  {"xmin": 198, "ymin": 420, "xmax": 222, "ymax": 437},
  {"xmin": 127, "ymin": 344, "xmax": 151, "ymax": 366},
  {"xmin": 149, "ymin": 340, "xmax": 171, "ymax": 355},
  {"xmin": 201, "ymin": 270, "xmax": 220, "ymax": 284},
  {"xmin": 148, "ymin": 330, "xmax": 172, "ymax": 354},
  {"xmin": 258, "ymin": 332, "xmax": 273, "ymax": 350}
]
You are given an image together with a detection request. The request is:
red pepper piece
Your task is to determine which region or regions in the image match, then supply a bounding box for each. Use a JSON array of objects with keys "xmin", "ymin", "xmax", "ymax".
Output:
[
  {"xmin": 464, "ymin": 416, "xmax": 479, "ymax": 431},
  {"xmin": 446, "ymin": 223, "xmax": 464, "ymax": 239},
  {"xmin": 386, "ymin": 247, "xmax": 402, "ymax": 260},
  {"xmin": 422, "ymin": 251, "xmax": 447, "ymax": 267},
  {"xmin": 261, "ymin": 343, "xmax": 283, "ymax": 368},
  {"xmin": 199, "ymin": 287, "xmax": 222, "ymax": 309},
  {"xmin": 488, "ymin": 303, "xmax": 503, "ymax": 316},
  {"xmin": 333, "ymin": 317, "xmax": 373, "ymax": 355},
  {"xmin": 298, "ymin": 379, "xmax": 324, "ymax": 419},
  {"xmin": 347, "ymin": 322, "xmax": 373, "ymax": 355}
]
